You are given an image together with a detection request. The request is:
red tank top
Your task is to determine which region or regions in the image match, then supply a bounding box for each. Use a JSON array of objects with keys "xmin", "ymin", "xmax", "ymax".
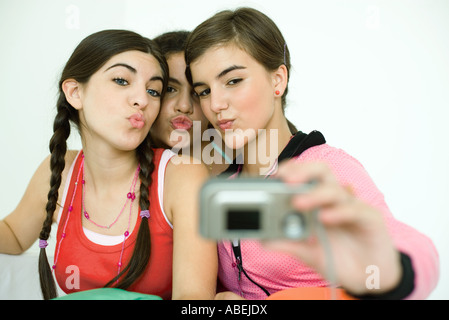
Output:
[{"xmin": 54, "ymin": 148, "xmax": 174, "ymax": 299}]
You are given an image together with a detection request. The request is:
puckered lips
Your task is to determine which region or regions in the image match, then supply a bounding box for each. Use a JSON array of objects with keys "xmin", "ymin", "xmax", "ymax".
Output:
[
  {"xmin": 171, "ymin": 115, "xmax": 193, "ymax": 131},
  {"xmin": 216, "ymin": 119, "xmax": 234, "ymax": 131},
  {"xmin": 129, "ymin": 113, "xmax": 145, "ymax": 129}
]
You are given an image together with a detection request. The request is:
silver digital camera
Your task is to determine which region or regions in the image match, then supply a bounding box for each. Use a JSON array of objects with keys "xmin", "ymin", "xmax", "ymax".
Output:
[{"xmin": 199, "ymin": 178, "xmax": 316, "ymax": 240}]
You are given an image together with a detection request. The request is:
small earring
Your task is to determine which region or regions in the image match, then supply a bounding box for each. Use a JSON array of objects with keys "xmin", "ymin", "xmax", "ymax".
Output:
[{"xmin": 275, "ymin": 90, "xmax": 280, "ymax": 96}]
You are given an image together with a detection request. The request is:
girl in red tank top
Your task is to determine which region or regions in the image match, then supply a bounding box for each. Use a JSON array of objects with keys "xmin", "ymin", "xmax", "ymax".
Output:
[
  {"xmin": 0, "ymin": 30, "xmax": 217, "ymax": 300},
  {"xmin": 54, "ymin": 149, "xmax": 174, "ymax": 299}
]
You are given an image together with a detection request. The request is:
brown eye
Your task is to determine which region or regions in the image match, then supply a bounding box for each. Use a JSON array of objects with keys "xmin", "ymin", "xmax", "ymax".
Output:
[
  {"xmin": 227, "ymin": 78, "xmax": 242, "ymax": 86},
  {"xmin": 197, "ymin": 88, "xmax": 211, "ymax": 98},
  {"xmin": 166, "ymin": 86, "xmax": 176, "ymax": 93}
]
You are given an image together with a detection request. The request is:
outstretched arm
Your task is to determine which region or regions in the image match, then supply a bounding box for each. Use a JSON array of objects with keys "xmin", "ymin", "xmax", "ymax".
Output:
[
  {"xmin": 0, "ymin": 155, "xmax": 51, "ymax": 254},
  {"xmin": 266, "ymin": 154, "xmax": 439, "ymax": 299},
  {"xmin": 0, "ymin": 151, "xmax": 78, "ymax": 255}
]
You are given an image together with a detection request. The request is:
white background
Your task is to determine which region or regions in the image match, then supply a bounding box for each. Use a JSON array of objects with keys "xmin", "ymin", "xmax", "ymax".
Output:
[{"xmin": 0, "ymin": 0, "xmax": 447, "ymax": 299}]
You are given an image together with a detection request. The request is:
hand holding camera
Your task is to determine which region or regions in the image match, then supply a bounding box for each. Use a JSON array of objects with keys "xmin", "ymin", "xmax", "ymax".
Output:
[
  {"xmin": 200, "ymin": 159, "xmax": 403, "ymax": 296},
  {"xmin": 265, "ymin": 160, "xmax": 403, "ymax": 296}
]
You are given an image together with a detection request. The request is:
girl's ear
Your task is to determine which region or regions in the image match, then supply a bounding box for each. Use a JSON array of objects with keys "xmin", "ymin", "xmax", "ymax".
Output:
[
  {"xmin": 272, "ymin": 64, "xmax": 288, "ymax": 96},
  {"xmin": 62, "ymin": 79, "xmax": 83, "ymax": 110}
]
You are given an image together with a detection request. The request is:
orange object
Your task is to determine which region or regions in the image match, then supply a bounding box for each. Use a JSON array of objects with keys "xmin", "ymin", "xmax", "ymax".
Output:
[{"xmin": 266, "ymin": 287, "xmax": 357, "ymax": 300}]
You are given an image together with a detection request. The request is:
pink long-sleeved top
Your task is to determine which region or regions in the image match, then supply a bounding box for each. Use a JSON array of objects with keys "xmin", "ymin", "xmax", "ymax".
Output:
[{"xmin": 217, "ymin": 142, "xmax": 439, "ymax": 300}]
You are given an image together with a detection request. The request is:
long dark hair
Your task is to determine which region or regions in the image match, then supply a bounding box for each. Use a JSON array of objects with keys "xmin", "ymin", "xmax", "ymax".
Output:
[
  {"xmin": 185, "ymin": 7, "xmax": 297, "ymax": 133},
  {"xmin": 38, "ymin": 29, "xmax": 168, "ymax": 300}
]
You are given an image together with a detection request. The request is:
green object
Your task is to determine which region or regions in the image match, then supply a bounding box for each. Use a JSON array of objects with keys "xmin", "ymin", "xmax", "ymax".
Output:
[{"xmin": 54, "ymin": 288, "xmax": 162, "ymax": 300}]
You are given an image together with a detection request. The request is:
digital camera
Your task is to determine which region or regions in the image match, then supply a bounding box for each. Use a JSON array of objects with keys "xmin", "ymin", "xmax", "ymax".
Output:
[{"xmin": 199, "ymin": 178, "xmax": 316, "ymax": 240}]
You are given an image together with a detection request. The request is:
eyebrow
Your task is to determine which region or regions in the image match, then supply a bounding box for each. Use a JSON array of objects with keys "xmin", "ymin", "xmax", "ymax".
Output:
[
  {"xmin": 105, "ymin": 63, "xmax": 163, "ymax": 83},
  {"xmin": 168, "ymin": 77, "xmax": 182, "ymax": 85},
  {"xmin": 217, "ymin": 65, "xmax": 246, "ymax": 79},
  {"xmin": 192, "ymin": 65, "xmax": 246, "ymax": 89},
  {"xmin": 105, "ymin": 63, "xmax": 137, "ymax": 73},
  {"xmin": 150, "ymin": 76, "xmax": 164, "ymax": 84}
]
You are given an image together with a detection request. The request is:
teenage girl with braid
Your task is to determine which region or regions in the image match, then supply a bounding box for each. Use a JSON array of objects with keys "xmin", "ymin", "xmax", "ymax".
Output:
[
  {"xmin": 0, "ymin": 29, "xmax": 217, "ymax": 300},
  {"xmin": 185, "ymin": 7, "xmax": 439, "ymax": 299}
]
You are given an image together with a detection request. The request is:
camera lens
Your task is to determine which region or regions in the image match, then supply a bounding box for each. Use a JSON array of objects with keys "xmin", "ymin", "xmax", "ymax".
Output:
[{"xmin": 282, "ymin": 212, "xmax": 305, "ymax": 239}]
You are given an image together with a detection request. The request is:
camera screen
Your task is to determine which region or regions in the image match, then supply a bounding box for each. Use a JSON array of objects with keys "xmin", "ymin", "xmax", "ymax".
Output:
[{"xmin": 226, "ymin": 209, "xmax": 260, "ymax": 230}]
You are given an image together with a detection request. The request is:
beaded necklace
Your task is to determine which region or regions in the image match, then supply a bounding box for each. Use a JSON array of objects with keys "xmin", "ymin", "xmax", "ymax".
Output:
[
  {"xmin": 52, "ymin": 153, "xmax": 142, "ymax": 283},
  {"xmin": 82, "ymin": 161, "xmax": 140, "ymax": 230}
]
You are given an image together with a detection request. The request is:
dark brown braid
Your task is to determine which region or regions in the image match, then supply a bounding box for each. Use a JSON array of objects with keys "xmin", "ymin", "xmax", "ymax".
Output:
[{"xmin": 38, "ymin": 97, "xmax": 74, "ymax": 300}]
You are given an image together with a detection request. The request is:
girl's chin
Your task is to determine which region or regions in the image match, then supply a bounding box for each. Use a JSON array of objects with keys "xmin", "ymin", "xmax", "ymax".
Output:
[
  {"xmin": 223, "ymin": 130, "xmax": 256, "ymax": 150},
  {"xmin": 119, "ymin": 136, "xmax": 148, "ymax": 151}
]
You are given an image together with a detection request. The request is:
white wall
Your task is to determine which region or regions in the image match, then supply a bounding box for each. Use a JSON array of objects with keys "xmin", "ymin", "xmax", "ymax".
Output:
[{"xmin": 0, "ymin": 0, "xmax": 447, "ymax": 299}]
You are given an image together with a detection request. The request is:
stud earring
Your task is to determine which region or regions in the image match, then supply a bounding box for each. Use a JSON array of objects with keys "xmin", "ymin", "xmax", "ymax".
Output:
[{"xmin": 275, "ymin": 90, "xmax": 280, "ymax": 96}]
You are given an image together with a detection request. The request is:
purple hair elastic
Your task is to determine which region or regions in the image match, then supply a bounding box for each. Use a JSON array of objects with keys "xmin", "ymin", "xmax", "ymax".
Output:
[
  {"xmin": 39, "ymin": 239, "xmax": 48, "ymax": 249},
  {"xmin": 140, "ymin": 210, "xmax": 150, "ymax": 219}
]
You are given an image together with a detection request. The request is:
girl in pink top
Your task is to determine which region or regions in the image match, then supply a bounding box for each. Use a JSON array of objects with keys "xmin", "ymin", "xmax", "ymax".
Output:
[{"xmin": 185, "ymin": 7, "xmax": 439, "ymax": 299}]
